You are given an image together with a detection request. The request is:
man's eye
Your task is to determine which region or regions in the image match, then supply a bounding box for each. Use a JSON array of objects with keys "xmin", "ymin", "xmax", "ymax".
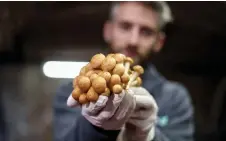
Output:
[
  {"xmin": 141, "ymin": 28, "xmax": 154, "ymax": 37},
  {"xmin": 119, "ymin": 22, "xmax": 131, "ymax": 31}
]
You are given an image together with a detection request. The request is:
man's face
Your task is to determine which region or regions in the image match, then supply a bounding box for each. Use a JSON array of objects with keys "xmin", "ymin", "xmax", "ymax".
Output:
[{"xmin": 103, "ymin": 2, "xmax": 165, "ymax": 64}]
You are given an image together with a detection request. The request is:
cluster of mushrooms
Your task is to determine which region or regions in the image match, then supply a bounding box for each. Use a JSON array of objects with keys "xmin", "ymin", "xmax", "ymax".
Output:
[{"xmin": 72, "ymin": 53, "xmax": 144, "ymax": 104}]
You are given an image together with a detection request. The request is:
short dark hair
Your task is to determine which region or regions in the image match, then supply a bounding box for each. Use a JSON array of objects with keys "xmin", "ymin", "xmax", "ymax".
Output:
[{"xmin": 110, "ymin": 1, "xmax": 173, "ymax": 30}]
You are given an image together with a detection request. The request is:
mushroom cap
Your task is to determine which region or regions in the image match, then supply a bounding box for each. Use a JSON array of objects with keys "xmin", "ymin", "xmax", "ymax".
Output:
[
  {"xmin": 86, "ymin": 63, "xmax": 93, "ymax": 71},
  {"xmin": 77, "ymin": 76, "xmax": 91, "ymax": 92},
  {"xmin": 101, "ymin": 56, "xmax": 116, "ymax": 71},
  {"xmin": 99, "ymin": 71, "xmax": 111, "ymax": 83},
  {"xmin": 72, "ymin": 87, "xmax": 82, "ymax": 100},
  {"xmin": 112, "ymin": 64, "xmax": 125, "ymax": 76},
  {"xmin": 121, "ymin": 73, "xmax": 130, "ymax": 83},
  {"xmin": 107, "ymin": 53, "xmax": 115, "ymax": 58},
  {"xmin": 90, "ymin": 73, "xmax": 99, "ymax": 82},
  {"xmin": 125, "ymin": 57, "xmax": 134, "ymax": 64},
  {"xmin": 79, "ymin": 66, "xmax": 87, "ymax": 75},
  {"xmin": 92, "ymin": 76, "xmax": 107, "ymax": 94},
  {"xmin": 79, "ymin": 94, "xmax": 88, "ymax": 104},
  {"xmin": 113, "ymin": 53, "xmax": 125, "ymax": 63},
  {"xmin": 133, "ymin": 65, "xmax": 144, "ymax": 74},
  {"xmin": 86, "ymin": 70, "xmax": 96, "ymax": 77},
  {"xmin": 90, "ymin": 53, "xmax": 106, "ymax": 69},
  {"xmin": 112, "ymin": 84, "xmax": 123, "ymax": 94},
  {"xmin": 87, "ymin": 87, "xmax": 99, "ymax": 102},
  {"xmin": 110, "ymin": 74, "xmax": 121, "ymax": 86}
]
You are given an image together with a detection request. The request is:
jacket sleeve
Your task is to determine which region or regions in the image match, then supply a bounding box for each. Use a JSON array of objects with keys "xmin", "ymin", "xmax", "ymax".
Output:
[
  {"xmin": 53, "ymin": 82, "xmax": 120, "ymax": 141},
  {"xmin": 153, "ymin": 83, "xmax": 194, "ymax": 141}
]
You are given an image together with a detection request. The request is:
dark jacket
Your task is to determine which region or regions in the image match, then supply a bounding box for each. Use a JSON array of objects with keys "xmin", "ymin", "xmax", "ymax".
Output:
[{"xmin": 53, "ymin": 63, "xmax": 194, "ymax": 141}]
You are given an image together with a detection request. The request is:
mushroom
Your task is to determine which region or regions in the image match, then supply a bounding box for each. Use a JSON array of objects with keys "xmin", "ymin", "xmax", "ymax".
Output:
[
  {"xmin": 73, "ymin": 75, "xmax": 81, "ymax": 87},
  {"xmin": 107, "ymin": 53, "xmax": 115, "ymax": 58},
  {"xmin": 79, "ymin": 94, "xmax": 88, "ymax": 104},
  {"xmin": 85, "ymin": 70, "xmax": 95, "ymax": 77},
  {"xmin": 131, "ymin": 77, "xmax": 142, "ymax": 87},
  {"xmin": 110, "ymin": 74, "xmax": 121, "ymax": 86},
  {"xmin": 87, "ymin": 87, "xmax": 99, "ymax": 102},
  {"xmin": 126, "ymin": 65, "xmax": 144, "ymax": 89},
  {"xmin": 121, "ymin": 57, "xmax": 134, "ymax": 83},
  {"xmin": 112, "ymin": 84, "xmax": 123, "ymax": 94},
  {"xmin": 101, "ymin": 56, "xmax": 116, "ymax": 72},
  {"xmin": 90, "ymin": 73, "xmax": 99, "ymax": 82},
  {"xmin": 101, "ymin": 88, "xmax": 111, "ymax": 96},
  {"xmin": 112, "ymin": 63, "xmax": 125, "ymax": 76},
  {"xmin": 79, "ymin": 66, "xmax": 87, "ymax": 76},
  {"xmin": 77, "ymin": 76, "xmax": 91, "ymax": 92},
  {"xmin": 92, "ymin": 76, "xmax": 107, "ymax": 94},
  {"xmin": 90, "ymin": 53, "xmax": 106, "ymax": 69},
  {"xmin": 86, "ymin": 63, "xmax": 93, "ymax": 71},
  {"xmin": 98, "ymin": 71, "xmax": 111, "ymax": 83},
  {"xmin": 72, "ymin": 86, "xmax": 82, "ymax": 101},
  {"xmin": 113, "ymin": 53, "xmax": 126, "ymax": 64}
]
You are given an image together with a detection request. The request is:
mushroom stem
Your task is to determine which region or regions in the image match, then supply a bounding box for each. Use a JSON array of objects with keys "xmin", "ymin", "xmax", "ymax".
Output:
[
  {"xmin": 126, "ymin": 65, "xmax": 144, "ymax": 89},
  {"xmin": 126, "ymin": 72, "xmax": 139, "ymax": 89},
  {"xmin": 130, "ymin": 77, "xmax": 142, "ymax": 87}
]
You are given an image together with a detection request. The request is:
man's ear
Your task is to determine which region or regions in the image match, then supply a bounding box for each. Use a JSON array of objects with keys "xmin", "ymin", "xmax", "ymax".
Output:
[
  {"xmin": 103, "ymin": 21, "xmax": 112, "ymax": 43},
  {"xmin": 153, "ymin": 32, "xmax": 165, "ymax": 53}
]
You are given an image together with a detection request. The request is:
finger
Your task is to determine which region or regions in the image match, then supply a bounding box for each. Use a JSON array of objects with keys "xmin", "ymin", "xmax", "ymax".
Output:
[
  {"xmin": 113, "ymin": 93, "xmax": 136, "ymax": 120},
  {"xmin": 67, "ymin": 94, "xmax": 79, "ymax": 107},
  {"xmin": 82, "ymin": 95, "xmax": 108, "ymax": 115},
  {"xmin": 129, "ymin": 87, "xmax": 151, "ymax": 96},
  {"xmin": 98, "ymin": 90, "xmax": 126, "ymax": 120},
  {"xmin": 135, "ymin": 94, "xmax": 158, "ymax": 110}
]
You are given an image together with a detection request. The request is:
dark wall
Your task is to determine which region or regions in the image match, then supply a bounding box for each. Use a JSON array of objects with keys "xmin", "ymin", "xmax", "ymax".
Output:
[{"xmin": 0, "ymin": 1, "xmax": 226, "ymax": 141}]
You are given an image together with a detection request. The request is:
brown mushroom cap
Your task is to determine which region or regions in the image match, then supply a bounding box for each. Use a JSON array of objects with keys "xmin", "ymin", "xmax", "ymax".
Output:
[
  {"xmin": 99, "ymin": 71, "xmax": 111, "ymax": 83},
  {"xmin": 112, "ymin": 64, "xmax": 125, "ymax": 76},
  {"xmin": 110, "ymin": 74, "xmax": 121, "ymax": 86},
  {"xmin": 77, "ymin": 76, "xmax": 91, "ymax": 92},
  {"xmin": 72, "ymin": 87, "xmax": 82, "ymax": 100},
  {"xmin": 86, "ymin": 70, "xmax": 96, "ymax": 77},
  {"xmin": 101, "ymin": 56, "xmax": 116, "ymax": 71},
  {"xmin": 125, "ymin": 57, "xmax": 134, "ymax": 64},
  {"xmin": 79, "ymin": 66, "xmax": 87, "ymax": 76},
  {"xmin": 113, "ymin": 53, "xmax": 125, "ymax": 63},
  {"xmin": 113, "ymin": 84, "xmax": 123, "ymax": 94},
  {"xmin": 86, "ymin": 63, "xmax": 93, "ymax": 71},
  {"xmin": 133, "ymin": 65, "xmax": 144, "ymax": 74},
  {"xmin": 107, "ymin": 53, "xmax": 115, "ymax": 58},
  {"xmin": 92, "ymin": 76, "xmax": 107, "ymax": 94},
  {"xmin": 87, "ymin": 87, "xmax": 99, "ymax": 102},
  {"xmin": 90, "ymin": 73, "xmax": 99, "ymax": 82},
  {"xmin": 121, "ymin": 73, "xmax": 130, "ymax": 83},
  {"xmin": 73, "ymin": 76, "xmax": 81, "ymax": 87},
  {"xmin": 79, "ymin": 94, "xmax": 88, "ymax": 104},
  {"xmin": 90, "ymin": 53, "xmax": 106, "ymax": 69}
]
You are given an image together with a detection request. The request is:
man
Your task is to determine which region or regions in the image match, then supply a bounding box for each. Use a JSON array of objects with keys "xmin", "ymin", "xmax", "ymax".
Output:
[{"xmin": 53, "ymin": 1, "xmax": 194, "ymax": 141}]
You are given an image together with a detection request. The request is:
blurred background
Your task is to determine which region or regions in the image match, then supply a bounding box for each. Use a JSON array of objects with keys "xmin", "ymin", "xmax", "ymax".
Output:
[{"xmin": 0, "ymin": 1, "xmax": 226, "ymax": 141}]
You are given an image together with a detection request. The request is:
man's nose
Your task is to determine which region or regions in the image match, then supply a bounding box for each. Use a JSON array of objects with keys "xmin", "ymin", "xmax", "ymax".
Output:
[{"xmin": 129, "ymin": 28, "xmax": 139, "ymax": 46}]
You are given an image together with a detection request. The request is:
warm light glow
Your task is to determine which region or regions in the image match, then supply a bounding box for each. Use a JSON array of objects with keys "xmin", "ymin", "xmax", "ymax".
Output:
[{"xmin": 42, "ymin": 61, "xmax": 89, "ymax": 78}]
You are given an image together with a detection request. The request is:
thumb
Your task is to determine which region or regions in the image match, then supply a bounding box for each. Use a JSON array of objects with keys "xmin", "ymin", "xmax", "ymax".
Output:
[
  {"xmin": 135, "ymin": 95, "xmax": 158, "ymax": 112},
  {"xmin": 67, "ymin": 94, "xmax": 79, "ymax": 107}
]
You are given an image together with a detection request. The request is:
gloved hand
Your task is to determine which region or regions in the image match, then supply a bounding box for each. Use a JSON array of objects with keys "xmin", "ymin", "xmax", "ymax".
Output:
[
  {"xmin": 117, "ymin": 87, "xmax": 159, "ymax": 141},
  {"xmin": 67, "ymin": 89, "xmax": 136, "ymax": 130}
]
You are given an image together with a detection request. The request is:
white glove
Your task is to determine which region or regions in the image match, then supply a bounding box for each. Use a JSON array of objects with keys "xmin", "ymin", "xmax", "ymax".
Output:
[
  {"xmin": 67, "ymin": 89, "xmax": 136, "ymax": 130},
  {"xmin": 117, "ymin": 87, "xmax": 159, "ymax": 141}
]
